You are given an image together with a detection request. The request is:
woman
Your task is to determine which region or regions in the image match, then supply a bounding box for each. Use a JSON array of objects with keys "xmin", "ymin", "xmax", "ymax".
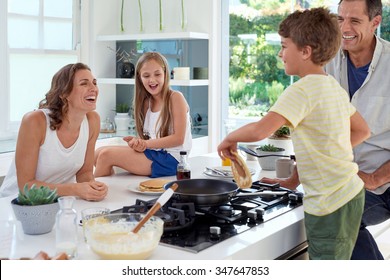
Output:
[
  {"xmin": 94, "ymin": 52, "xmax": 192, "ymax": 178},
  {"xmin": 0, "ymin": 63, "xmax": 108, "ymax": 201}
]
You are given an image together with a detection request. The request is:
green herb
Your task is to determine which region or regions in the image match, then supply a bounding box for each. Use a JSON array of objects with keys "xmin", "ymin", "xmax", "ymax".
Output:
[
  {"xmin": 17, "ymin": 184, "xmax": 58, "ymax": 206},
  {"xmin": 256, "ymin": 144, "xmax": 284, "ymax": 152},
  {"xmin": 273, "ymin": 126, "xmax": 290, "ymax": 138}
]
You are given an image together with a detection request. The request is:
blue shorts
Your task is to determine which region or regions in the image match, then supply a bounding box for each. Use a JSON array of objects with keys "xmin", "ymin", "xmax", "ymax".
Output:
[{"xmin": 144, "ymin": 149, "xmax": 178, "ymax": 178}]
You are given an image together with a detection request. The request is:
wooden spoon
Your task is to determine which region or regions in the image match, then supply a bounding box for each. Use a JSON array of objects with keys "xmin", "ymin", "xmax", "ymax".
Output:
[{"xmin": 132, "ymin": 183, "xmax": 178, "ymax": 234}]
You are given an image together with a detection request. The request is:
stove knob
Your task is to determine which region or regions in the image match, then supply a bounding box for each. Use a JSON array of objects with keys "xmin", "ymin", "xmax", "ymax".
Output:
[
  {"xmin": 248, "ymin": 209, "xmax": 257, "ymax": 221},
  {"xmin": 255, "ymin": 208, "xmax": 265, "ymax": 221},
  {"xmin": 289, "ymin": 193, "xmax": 298, "ymax": 205},
  {"xmin": 210, "ymin": 226, "xmax": 221, "ymax": 241}
]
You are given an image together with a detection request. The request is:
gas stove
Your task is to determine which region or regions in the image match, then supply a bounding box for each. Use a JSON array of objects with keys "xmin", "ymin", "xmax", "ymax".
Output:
[{"xmin": 113, "ymin": 182, "xmax": 303, "ymax": 253}]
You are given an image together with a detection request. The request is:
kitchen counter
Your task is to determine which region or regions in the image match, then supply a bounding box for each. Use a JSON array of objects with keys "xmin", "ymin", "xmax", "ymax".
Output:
[{"xmin": 0, "ymin": 153, "xmax": 306, "ymax": 260}]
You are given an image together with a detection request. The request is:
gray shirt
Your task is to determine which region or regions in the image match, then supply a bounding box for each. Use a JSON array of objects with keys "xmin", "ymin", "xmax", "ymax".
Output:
[{"xmin": 325, "ymin": 36, "xmax": 390, "ymax": 195}]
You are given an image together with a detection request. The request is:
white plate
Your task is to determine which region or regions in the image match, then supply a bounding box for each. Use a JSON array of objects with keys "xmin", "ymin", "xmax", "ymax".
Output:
[
  {"xmin": 127, "ymin": 184, "xmax": 163, "ymax": 196},
  {"xmin": 203, "ymin": 166, "xmax": 256, "ymax": 178}
]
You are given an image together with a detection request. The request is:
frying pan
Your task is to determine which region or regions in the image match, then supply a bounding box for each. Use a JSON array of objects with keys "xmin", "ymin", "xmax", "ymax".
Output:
[{"xmin": 163, "ymin": 178, "xmax": 287, "ymax": 207}]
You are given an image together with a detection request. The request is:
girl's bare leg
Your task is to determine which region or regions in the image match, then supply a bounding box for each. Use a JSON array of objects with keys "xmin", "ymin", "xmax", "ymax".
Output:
[{"xmin": 94, "ymin": 146, "xmax": 152, "ymax": 177}]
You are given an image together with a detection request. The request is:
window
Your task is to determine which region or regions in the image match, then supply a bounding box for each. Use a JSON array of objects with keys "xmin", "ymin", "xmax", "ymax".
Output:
[
  {"xmin": 1, "ymin": 0, "xmax": 79, "ymax": 140},
  {"xmin": 224, "ymin": 0, "xmax": 390, "ymax": 136}
]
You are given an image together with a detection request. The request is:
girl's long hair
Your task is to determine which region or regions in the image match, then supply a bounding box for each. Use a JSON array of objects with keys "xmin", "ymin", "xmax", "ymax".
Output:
[
  {"xmin": 133, "ymin": 52, "xmax": 172, "ymax": 139},
  {"xmin": 39, "ymin": 63, "xmax": 91, "ymax": 130}
]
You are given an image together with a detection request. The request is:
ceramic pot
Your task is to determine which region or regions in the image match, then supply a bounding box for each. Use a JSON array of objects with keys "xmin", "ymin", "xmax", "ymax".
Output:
[
  {"xmin": 255, "ymin": 148, "xmax": 285, "ymax": 171},
  {"xmin": 114, "ymin": 113, "xmax": 131, "ymax": 131},
  {"xmin": 11, "ymin": 198, "xmax": 59, "ymax": 235}
]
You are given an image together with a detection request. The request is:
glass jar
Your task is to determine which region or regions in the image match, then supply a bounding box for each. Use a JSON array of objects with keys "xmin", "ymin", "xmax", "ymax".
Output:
[{"xmin": 55, "ymin": 196, "xmax": 78, "ymax": 259}]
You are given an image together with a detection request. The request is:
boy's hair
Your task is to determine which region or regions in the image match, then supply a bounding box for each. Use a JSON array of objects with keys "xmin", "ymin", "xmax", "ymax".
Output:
[
  {"xmin": 338, "ymin": 0, "xmax": 382, "ymax": 20},
  {"xmin": 278, "ymin": 7, "xmax": 341, "ymax": 66}
]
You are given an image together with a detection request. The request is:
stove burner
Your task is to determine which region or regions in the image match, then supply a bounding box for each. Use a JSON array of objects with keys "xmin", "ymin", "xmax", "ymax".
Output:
[
  {"xmin": 120, "ymin": 198, "xmax": 196, "ymax": 232},
  {"xmin": 116, "ymin": 183, "xmax": 303, "ymax": 254},
  {"xmin": 217, "ymin": 205, "xmax": 234, "ymax": 216}
]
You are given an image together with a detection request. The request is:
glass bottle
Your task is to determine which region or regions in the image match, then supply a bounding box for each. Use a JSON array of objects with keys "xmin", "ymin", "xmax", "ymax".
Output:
[
  {"xmin": 55, "ymin": 196, "xmax": 78, "ymax": 259},
  {"xmin": 176, "ymin": 151, "xmax": 191, "ymax": 180}
]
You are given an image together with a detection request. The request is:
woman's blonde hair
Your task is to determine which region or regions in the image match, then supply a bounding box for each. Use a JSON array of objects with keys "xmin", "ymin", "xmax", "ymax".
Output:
[{"xmin": 133, "ymin": 52, "xmax": 173, "ymax": 139}]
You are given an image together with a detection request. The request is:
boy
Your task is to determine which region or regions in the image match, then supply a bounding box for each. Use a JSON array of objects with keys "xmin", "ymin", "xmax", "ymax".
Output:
[{"xmin": 217, "ymin": 8, "xmax": 370, "ymax": 260}]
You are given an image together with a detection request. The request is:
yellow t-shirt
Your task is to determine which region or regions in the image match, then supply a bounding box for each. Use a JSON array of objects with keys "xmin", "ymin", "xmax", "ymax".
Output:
[{"xmin": 270, "ymin": 74, "xmax": 364, "ymax": 216}]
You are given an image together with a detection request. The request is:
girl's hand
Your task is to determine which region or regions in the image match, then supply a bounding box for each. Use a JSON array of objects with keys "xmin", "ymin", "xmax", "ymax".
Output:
[
  {"xmin": 123, "ymin": 136, "xmax": 134, "ymax": 142},
  {"xmin": 127, "ymin": 137, "xmax": 147, "ymax": 152}
]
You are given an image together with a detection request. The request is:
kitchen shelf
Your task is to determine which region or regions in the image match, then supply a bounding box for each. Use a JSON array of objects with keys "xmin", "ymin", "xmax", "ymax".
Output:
[
  {"xmin": 97, "ymin": 78, "xmax": 208, "ymax": 86},
  {"xmin": 96, "ymin": 32, "xmax": 209, "ymax": 42}
]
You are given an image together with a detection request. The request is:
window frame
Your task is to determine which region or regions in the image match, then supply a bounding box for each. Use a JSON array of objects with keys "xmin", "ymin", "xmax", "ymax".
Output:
[{"xmin": 0, "ymin": 0, "xmax": 80, "ymax": 140}]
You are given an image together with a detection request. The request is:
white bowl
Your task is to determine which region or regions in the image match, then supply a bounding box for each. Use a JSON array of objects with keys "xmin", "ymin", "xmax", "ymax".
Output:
[{"xmin": 84, "ymin": 213, "xmax": 164, "ymax": 260}]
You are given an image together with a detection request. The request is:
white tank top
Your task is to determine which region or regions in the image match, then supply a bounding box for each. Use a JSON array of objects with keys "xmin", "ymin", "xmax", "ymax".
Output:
[
  {"xmin": 0, "ymin": 109, "xmax": 89, "ymax": 197},
  {"xmin": 143, "ymin": 98, "xmax": 192, "ymax": 161}
]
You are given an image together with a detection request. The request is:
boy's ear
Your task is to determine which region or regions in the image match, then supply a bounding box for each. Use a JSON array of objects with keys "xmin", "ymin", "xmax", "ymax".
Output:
[{"xmin": 301, "ymin": 45, "xmax": 312, "ymax": 61}]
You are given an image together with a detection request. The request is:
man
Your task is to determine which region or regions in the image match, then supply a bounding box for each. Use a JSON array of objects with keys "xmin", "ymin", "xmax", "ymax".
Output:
[
  {"xmin": 326, "ymin": 0, "xmax": 390, "ymax": 260},
  {"xmin": 262, "ymin": 0, "xmax": 390, "ymax": 259}
]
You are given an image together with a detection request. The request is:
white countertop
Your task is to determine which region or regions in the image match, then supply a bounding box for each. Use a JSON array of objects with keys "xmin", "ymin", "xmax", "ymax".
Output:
[{"xmin": 0, "ymin": 153, "xmax": 306, "ymax": 260}]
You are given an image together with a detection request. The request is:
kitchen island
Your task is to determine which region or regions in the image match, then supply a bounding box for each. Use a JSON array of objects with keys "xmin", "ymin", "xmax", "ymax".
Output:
[{"xmin": 0, "ymin": 153, "xmax": 306, "ymax": 260}]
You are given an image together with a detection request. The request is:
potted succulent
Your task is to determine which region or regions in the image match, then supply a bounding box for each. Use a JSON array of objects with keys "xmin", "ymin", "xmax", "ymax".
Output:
[
  {"xmin": 11, "ymin": 184, "xmax": 59, "ymax": 235},
  {"xmin": 267, "ymin": 125, "xmax": 294, "ymax": 155},
  {"xmin": 114, "ymin": 103, "xmax": 132, "ymax": 131},
  {"xmin": 256, "ymin": 144, "xmax": 286, "ymax": 171}
]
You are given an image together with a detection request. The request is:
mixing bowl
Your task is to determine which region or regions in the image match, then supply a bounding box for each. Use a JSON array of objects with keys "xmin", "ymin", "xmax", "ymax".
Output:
[{"xmin": 84, "ymin": 213, "xmax": 164, "ymax": 260}]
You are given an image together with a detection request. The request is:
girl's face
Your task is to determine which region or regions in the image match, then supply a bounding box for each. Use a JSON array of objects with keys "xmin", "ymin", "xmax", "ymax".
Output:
[
  {"xmin": 66, "ymin": 69, "xmax": 98, "ymax": 112},
  {"xmin": 139, "ymin": 59, "xmax": 165, "ymax": 97}
]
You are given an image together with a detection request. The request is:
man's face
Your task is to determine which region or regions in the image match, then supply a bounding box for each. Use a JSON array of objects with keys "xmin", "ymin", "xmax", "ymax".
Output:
[{"xmin": 337, "ymin": 0, "xmax": 381, "ymax": 54}]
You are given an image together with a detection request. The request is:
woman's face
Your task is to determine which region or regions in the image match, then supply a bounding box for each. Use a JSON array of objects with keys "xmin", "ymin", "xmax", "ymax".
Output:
[
  {"xmin": 66, "ymin": 69, "xmax": 98, "ymax": 112},
  {"xmin": 139, "ymin": 59, "xmax": 165, "ymax": 97}
]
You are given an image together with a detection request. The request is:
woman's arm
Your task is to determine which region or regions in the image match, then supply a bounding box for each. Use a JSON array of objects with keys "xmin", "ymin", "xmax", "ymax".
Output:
[
  {"xmin": 15, "ymin": 111, "xmax": 46, "ymax": 191},
  {"xmin": 76, "ymin": 111, "xmax": 100, "ymax": 183}
]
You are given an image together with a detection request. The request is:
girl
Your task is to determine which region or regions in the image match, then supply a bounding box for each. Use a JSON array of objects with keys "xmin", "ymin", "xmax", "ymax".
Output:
[{"xmin": 94, "ymin": 52, "xmax": 192, "ymax": 177}]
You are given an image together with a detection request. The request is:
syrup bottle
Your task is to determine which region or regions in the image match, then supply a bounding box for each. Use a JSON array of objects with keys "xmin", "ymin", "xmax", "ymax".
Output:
[{"xmin": 176, "ymin": 151, "xmax": 191, "ymax": 180}]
